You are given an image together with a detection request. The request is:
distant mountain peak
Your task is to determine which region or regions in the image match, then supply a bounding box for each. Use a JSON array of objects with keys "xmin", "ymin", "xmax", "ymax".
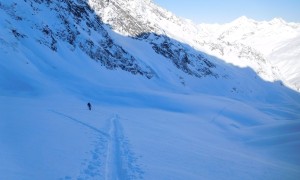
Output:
[
  {"xmin": 269, "ymin": 17, "xmax": 286, "ymax": 24},
  {"xmin": 231, "ymin": 16, "xmax": 256, "ymax": 25},
  {"xmin": 235, "ymin": 16, "xmax": 250, "ymax": 21}
]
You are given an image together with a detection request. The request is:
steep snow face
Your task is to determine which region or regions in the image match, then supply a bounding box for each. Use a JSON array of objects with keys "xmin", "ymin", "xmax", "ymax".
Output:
[
  {"xmin": 0, "ymin": 0, "xmax": 155, "ymax": 79},
  {"xmin": 0, "ymin": 0, "xmax": 234, "ymax": 99},
  {"xmin": 88, "ymin": 0, "xmax": 156, "ymax": 36},
  {"xmin": 268, "ymin": 36, "xmax": 300, "ymax": 91},
  {"xmin": 88, "ymin": 0, "xmax": 199, "ymax": 40},
  {"xmin": 0, "ymin": 0, "xmax": 220, "ymax": 87},
  {"xmin": 88, "ymin": 0, "xmax": 219, "ymax": 79},
  {"xmin": 199, "ymin": 16, "xmax": 300, "ymax": 91}
]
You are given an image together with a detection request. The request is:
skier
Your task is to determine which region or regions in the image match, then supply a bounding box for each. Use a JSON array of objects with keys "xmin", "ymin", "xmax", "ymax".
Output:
[{"xmin": 87, "ymin": 102, "xmax": 92, "ymax": 111}]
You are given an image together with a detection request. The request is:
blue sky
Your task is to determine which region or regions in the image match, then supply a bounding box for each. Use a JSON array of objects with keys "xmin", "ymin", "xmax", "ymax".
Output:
[{"xmin": 153, "ymin": 0, "xmax": 300, "ymax": 24}]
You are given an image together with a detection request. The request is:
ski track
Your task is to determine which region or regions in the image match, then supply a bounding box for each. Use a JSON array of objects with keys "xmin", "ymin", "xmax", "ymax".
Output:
[
  {"xmin": 52, "ymin": 111, "xmax": 143, "ymax": 180},
  {"xmin": 51, "ymin": 110, "xmax": 109, "ymax": 137},
  {"xmin": 105, "ymin": 115, "xmax": 144, "ymax": 180}
]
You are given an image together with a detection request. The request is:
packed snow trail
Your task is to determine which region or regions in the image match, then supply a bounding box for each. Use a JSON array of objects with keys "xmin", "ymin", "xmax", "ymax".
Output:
[
  {"xmin": 105, "ymin": 114, "xmax": 144, "ymax": 180},
  {"xmin": 105, "ymin": 115, "xmax": 122, "ymax": 180},
  {"xmin": 52, "ymin": 111, "xmax": 143, "ymax": 179},
  {"xmin": 51, "ymin": 110, "xmax": 109, "ymax": 179}
]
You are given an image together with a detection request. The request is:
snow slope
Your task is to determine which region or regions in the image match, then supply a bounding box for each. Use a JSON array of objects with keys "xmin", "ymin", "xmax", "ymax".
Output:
[
  {"xmin": 1, "ymin": 94, "xmax": 300, "ymax": 179},
  {"xmin": 1, "ymin": 0, "xmax": 300, "ymax": 179},
  {"xmin": 268, "ymin": 36, "xmax": 300, "ymax": 91}
]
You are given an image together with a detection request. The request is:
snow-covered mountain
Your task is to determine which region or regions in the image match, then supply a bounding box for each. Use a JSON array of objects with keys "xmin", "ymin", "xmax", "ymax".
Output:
[
  {"xmin": 198, "ymin": 16, "xmax": 300, "ymax": 91},
  {"xmin": 1, "ymin": 0, "xmax": 300, "ymax": 179},
  {"xmin": 89, "ymin": 0, "xmax": 300, "ymax": 91},
  {"xmin": 88, "ymin": 0, "xmax": 219, "ymax": 79},
  {"xmin": 0, "ymin": 0, "xmax": 157, "ymax": 79}
]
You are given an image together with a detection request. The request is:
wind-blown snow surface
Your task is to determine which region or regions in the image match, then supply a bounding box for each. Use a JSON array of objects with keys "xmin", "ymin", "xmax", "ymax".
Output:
[
  {"xmin": 1, "ymin": 93, "xmax": 300, "ymax": 180},
  {"xmin": 1, "ymin": 0, "xmax": 300, "ymax": 180}
]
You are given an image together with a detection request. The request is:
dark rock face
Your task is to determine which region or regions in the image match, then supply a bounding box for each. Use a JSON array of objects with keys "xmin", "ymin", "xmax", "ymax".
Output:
[
  {"xmin": 88, "ymin": 0, "xmax": 219, "ymax": 78},
  {"xmin": 1, "ymin": 0, "xmax": 219, "ymax": 80},
  {"xmin": 1, "ymin": 0, "xmax": 155, "ymax": 78},
  {"xmin": 138, "ymin": 33, "xmax": 218, "ymax": 78}
]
